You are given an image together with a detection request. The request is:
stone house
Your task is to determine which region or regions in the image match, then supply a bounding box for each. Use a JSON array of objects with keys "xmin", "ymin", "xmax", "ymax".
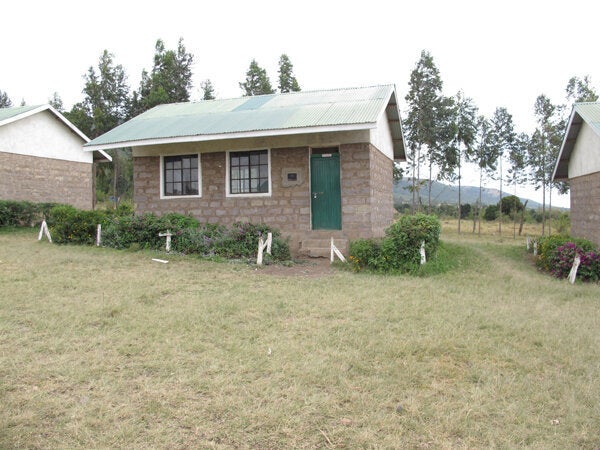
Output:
[
  {"xmin": 85, "ymin": 85, "xmax": 406, "ymax": 254},
  {"xmin": 0, "ymin": 104, "xmax": 111, "ymax": 210},
  {"xmin": 553, "ymin": 102, "xmax": 600, "ymax": 245}
]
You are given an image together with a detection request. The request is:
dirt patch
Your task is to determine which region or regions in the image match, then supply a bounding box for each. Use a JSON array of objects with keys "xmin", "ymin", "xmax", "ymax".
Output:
[{"xmin": 252, "ymin": 257, "xmax": 337, "ymax": 278}]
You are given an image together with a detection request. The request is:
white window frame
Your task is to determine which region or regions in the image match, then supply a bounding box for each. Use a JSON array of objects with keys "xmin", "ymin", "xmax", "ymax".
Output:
[
  {"xmin": 225, "ymin": 148, "xmax": 272, "ymax": 198},
  {"xmin": 160, "ymin": 153, "xmax": 202, "ymax": 199}
]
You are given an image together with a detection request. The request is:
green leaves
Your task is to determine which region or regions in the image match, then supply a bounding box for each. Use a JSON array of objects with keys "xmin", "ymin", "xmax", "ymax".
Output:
[{"xmin": 239, "ymin": 59, "xmax": 275, "ymax": 96}]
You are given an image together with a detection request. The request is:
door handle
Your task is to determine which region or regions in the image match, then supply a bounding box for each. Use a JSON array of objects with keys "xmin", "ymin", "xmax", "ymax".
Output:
[{"xmin": 312, "ymin": 191, "xmax": 324, "ymax": 199}]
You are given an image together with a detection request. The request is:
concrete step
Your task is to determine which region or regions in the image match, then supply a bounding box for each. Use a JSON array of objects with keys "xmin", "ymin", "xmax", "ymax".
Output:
[{"xmin": 298, "ymin": 238, "xmax": 348, "ymax": 258}]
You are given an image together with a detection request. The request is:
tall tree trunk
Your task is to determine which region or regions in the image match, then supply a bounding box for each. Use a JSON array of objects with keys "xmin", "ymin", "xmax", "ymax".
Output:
[
  {"xmin": 457, "ymin": 153, "xmax": 462, "ymax": 234},
  {"xmin": 498, "ymin": 156, "xmax": 503, "ymax": 235},
  {"xmin": 519, "ymin": 200, "xmax": 528, "ymax": 236},
  {"xmin": 549, "ymin": 186, "xmax": 552, "ymax": 235},
  {"xmin": 478, "ymin": 167, "xmax": 483, "ymax": 236}
]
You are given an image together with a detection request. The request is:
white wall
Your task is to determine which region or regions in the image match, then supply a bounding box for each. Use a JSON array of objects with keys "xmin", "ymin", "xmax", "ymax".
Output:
[
  {"xmin": 569, "ymin": 122, "xmax": 600, "ymax": 178},
  {"xmin": 369, "ymin": 111, "xmax": 394, "ymax": 161},
  {"xmin": 0, "ymin": 110, "xmax": 91, "ymax": 163}
]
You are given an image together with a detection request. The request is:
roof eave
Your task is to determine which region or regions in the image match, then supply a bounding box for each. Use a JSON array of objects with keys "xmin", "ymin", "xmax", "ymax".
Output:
[{"xmin": 83, "ymin": 122, "xmax": 378, "ymax": 152}]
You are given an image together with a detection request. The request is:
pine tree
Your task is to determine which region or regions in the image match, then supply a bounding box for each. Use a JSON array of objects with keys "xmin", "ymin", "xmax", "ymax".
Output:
[
  {"xmin": 131, "ymin": 38, "xmax": 194, "ymax": 115},
  {"xmin": 0, "ymin": 90, "xmax": 11, "ymax": 108},
  {"xmin": 239, "ymin": 59, "xmax": 275, "ymax": 96},
  {"xmin": 201, "ymin": 79, "xmax": 216, "ymax": 100},
  {"xmin": 277, "ymin": 54, "xmax": 300, "ymax": 93},
  {"xmin": 48, "ymin": 92, "xmax": 64, "ymax": 112}
]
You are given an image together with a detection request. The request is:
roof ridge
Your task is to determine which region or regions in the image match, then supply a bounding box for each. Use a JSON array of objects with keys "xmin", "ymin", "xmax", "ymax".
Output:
[{"xmin": 183, "ymin": 84, "xmax": 395, "ymax": 105}]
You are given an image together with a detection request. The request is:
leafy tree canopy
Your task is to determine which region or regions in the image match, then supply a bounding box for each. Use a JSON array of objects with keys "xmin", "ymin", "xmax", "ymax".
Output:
[{"xmin": 566, "ymin": 75, "xmax": 598, "ymax": 103}]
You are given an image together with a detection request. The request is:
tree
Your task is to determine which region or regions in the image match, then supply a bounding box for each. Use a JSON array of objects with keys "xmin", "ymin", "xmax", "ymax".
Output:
[
  {"xmin": 48, "ymin": 92, "xmax": 64, "ymax": 112},
  {"xmin": 528, "ymin": 94, "xmax": 565, "ymax": 235},
  {"xmin": 64, "ymin": 50, "xmax": 131, "ymax": 207},
  {"xmin": 441, "ymin": 91, "xmax": 478, "ymax": 233},
  {"xmin": 488, "ymin": 107, "xmax": 517, "ymax": 235},
  {"xmin": 0, "ymin": 90, "xmax": 12, "ymax": 108},
  {"xmin": 240, "ymin": 59, "xmax": 275, "ymax": 96},
  {"xmin": 201, "ymin": 79, "xmax": 216, "ymax": 100},
  {"xmin": 277, "ymin": 54, "xmax": 301, "ymax": 93},
  {"xmin": 403, "ymin": 50, "xmax": 445, "ymax": 212},
  {"xmin": 566, "ymin": 75, "xmax": 598, "ymax": 103},
  {"xmin": 131, "ymin": 38, "xmax": 194, "ymax": 115},
  {"xmin": 465, "ymin": 115, "xmax": 497, "ymax": 234}
]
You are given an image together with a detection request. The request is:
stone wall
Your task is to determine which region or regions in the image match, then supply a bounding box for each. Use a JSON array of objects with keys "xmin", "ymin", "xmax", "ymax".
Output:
[
  {"xmin": 0, "ymin": 152, "xmax": 93, "ymax": 210},
  {"xmin": 133, "ymin": 143, "xmax": 395, "ymax": 252},
  {"xmin": 570, "ymin": 172, "xmax": 600, "ymax": 246}
]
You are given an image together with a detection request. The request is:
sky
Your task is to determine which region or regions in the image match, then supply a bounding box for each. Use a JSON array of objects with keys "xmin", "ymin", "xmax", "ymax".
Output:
[{"xmin": 3, "ymin": 0, "xmax": 599, "ymax": 208}]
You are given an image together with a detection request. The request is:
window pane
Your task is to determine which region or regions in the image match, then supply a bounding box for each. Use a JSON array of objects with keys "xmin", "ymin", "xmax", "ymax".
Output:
[
  {"xmin": 259, "ymin": 166, "xmax": 268, "ymax": 178},
  {"xmin": 166, "ymin": 170, "xmax": 173, "ymax": 182},
  {"xmin": 173, "ymin": 160, "xmax": 181, "ymax": 169},
  {"xmin": 231, "ymin": 156, "xmax": 239, "ymax": 166},
  {"xmin": 174, "ymin": 171, "xmax": 181, "ymax": 182},
  {"xmin": 190, "ymin": 182, "xmax": 198, "ymax": 194},
  {"xmin": 259, "ymin": 179, "xmax": 268, "ymax": 193},
  {"xmin": 240, "ymin": 167, "xmax": 249, "ymax": 179},
  {"xmin": 231, "ymin": 167, "xmax": 239, "ymax": 179},
  {"xmin": 259, "ymin": 152, "xmax": 268, "ymax": 164},
  {"xmin": 250, "ymin": 167, "xmax": 259, "ymax": 178},
  {"xmin": 250, "ymin": 153, "xmax": 259, "ymax": 165},
  {"xmin": 240, "ymin": 156, "xmax": 249, "ymax": 166},
  {"xmin": 191, "ymin": 157, "xmax": 198, "ymax": 169},
  {"xmin": 182, "ymin": 158, "xmax": 190, "ymax": 169},
  {"xmin": 166, "ymin": 184, "xmax": 173, "ymax": 195}
]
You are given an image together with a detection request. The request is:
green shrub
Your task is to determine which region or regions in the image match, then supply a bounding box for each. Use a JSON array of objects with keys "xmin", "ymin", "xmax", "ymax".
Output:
[
  {"xmin": 349, "ymin": 213, "xmax": 441, "ymax": 274},
  {"xmin": 48, "ymin": 205, "xmax": 108, "ymax": 245},
  {"xmin": 0, "ymin": 200, "xmax": 61, "ymax": 227},
  {"xmin": 348, "ymin": 238, "xmax": 380, "ymax": 272}
]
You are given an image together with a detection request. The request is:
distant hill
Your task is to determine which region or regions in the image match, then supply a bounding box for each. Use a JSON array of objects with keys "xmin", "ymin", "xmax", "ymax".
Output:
[{"xmin": 393, "ymin": 179, "xmax": 545, "ymax": 209}]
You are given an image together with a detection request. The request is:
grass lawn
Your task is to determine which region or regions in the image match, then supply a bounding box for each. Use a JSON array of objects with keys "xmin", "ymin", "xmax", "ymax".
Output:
[{"xmin": 1, "ymin": 227, "xmax": 599, "ymax": 448}]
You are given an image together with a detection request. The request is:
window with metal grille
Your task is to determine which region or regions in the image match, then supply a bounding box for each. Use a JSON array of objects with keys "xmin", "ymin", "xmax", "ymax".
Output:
[
  {"xmin": 163, "ymin": 154, "xmax": 199, "ymax": 196},
  {"xmin": 229, "ymin": 150, "xmax": 269, "ymax": 194}
]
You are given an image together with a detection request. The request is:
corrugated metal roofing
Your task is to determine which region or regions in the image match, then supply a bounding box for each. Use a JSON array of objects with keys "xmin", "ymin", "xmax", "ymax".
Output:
[
  {"xmin": 574, "ymin": 102, "xmax": 600, "ymax": 134},
  {"xmin": 84, "ymin": 85, "xmax": 405, "ymax": 159},
  {"xmin": 553, "ymin": 102, "xmax": 600, "ymax": 181},
  {"xmin": 0, "ymin": 105, "xmax": 44, "ymax": 124}
]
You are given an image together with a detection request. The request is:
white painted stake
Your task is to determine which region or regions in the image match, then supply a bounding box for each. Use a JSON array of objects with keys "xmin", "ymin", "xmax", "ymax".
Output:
[
  {"xmin": 96, "ymin": 224, "xmax": 102, "ymax": 246},
  {"xmin": 568, "ymin": 254, "xmax": 581, "ymax": 284},
  {"xmin": 526, "ymin": 236, "xmax": 530, "ymax": 251},
  {"xmin": 158, "ymin": 230, "xmax": 173, "ymax": 252},
  {"xmin": 533, "ymin": 240, "xmax": 538, "ymax": 256},
  {"xmin": 256, "ymin": 233, "xmax": 272, "ymax": 266},
  {"xmin": 420, "ymin": 240, "xmax": 427, "ymax": 265},
  {"xmin": 330, "ymin": 237, "xmax": 346, "ymax": 263},
  {"xmin": 38, "ymin": 220, "xmax": 52, "ymax": 243},
  {"xmin": 152, "ymin": 258, "xmax": 169, "ymax": 264}
]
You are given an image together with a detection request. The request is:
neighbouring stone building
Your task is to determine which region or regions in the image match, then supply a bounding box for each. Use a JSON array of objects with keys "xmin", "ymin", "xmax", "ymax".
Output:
[
  {"xmin": 85, "ymin": 86, "xmax": 405, "ymax": 255},
  {"xmin": 0, "ymin": 105, "xmax": 110, "ymax": 210},
  {"xmin": 553, "ymin": 102, "xmax": 600, "ymax": 246}
]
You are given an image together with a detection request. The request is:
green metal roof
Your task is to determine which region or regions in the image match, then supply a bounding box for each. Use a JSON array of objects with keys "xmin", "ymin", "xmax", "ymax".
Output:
[
  {"xmin": 554, "ymin": 102, "xmax": 600, "ymax": 180},
  {"xmin": 85, "ymin": 85, "xmax": 405, "ymax": 159},
  {"xmin": 0, "ymin": 105, "xmax": 44, "ymax": 123}
]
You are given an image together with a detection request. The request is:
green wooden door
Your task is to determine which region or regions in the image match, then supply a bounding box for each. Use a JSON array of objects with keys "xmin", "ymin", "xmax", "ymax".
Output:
[{"xmin": 310, "ymin": 154, "xmax": 342, "ymax": 230}]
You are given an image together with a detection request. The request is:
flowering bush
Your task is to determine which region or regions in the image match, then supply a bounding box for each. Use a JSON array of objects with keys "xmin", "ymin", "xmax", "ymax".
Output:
[{"xmin": 546, "ymin": 241, "xmax": 600, "ymax": 282}]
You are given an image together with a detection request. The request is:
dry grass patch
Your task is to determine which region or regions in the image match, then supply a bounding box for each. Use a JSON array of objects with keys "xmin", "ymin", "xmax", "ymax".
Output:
[{"xmin": 1, "ymin": 228, "xmax": 599, "ymax": 448}]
